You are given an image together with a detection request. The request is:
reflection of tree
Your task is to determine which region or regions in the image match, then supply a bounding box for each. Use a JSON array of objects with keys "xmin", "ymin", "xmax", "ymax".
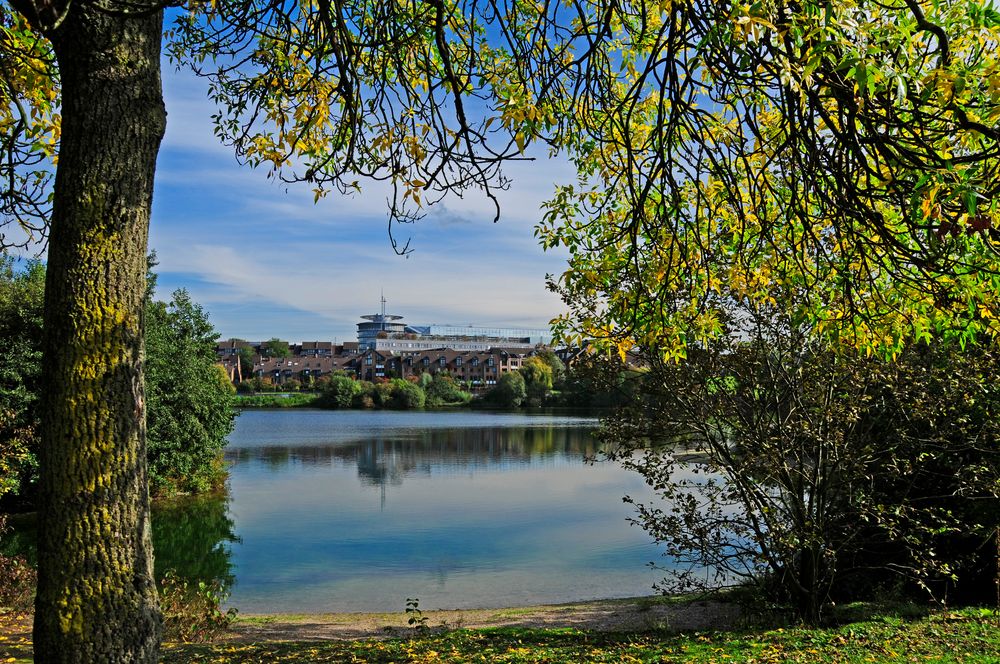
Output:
[
  {"xmin": 2, "ymin": 492, "xmax": 240, "ymax": 596},
  {"xmin": 151, "ymin": 492, "xmax": 240, "ymax": 594},
  {"xmin": 227, "ymin": 425, "xmax": 599, "ymax": 488}
]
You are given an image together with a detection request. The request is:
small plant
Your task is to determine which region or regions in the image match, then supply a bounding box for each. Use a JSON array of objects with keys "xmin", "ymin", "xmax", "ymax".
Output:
[
  {"xmin": 0, "ymin": 515, "xmax": 35, "ymax": 612},
  {"xmin": 405, "ymin": 597, "xmax": 429, "ymax": 631},
  {"xmin": 0, "ymin": 552, "xmax": 35, "ymax": 612},
  {"xmin": 159, "ymin": 570, "xmax": 237, "ymax": 643}
]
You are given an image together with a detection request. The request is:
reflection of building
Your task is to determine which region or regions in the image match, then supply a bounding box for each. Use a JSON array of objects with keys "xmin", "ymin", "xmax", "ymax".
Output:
[{"xmin": 225, "ymin": 425, "xmax": 598, "ymax": 488}]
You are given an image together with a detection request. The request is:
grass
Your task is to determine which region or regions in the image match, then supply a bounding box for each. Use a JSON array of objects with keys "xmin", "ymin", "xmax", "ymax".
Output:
[
  {"xmin": 3, "ymin": 606, "xmax": 999, "ymax": 662},
  {"xmin": 159, "ymin": 607, "xmax": 1000, "ymax": 662},
  {"xmin": 234, "ymin": 393, "xmax": 321, "ymax": 408}
]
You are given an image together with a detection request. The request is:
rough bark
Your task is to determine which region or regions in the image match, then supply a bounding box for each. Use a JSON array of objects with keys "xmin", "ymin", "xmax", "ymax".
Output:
[{"xmin": 32, "ymin": 3, "xmax": 166, "ymax": 661}]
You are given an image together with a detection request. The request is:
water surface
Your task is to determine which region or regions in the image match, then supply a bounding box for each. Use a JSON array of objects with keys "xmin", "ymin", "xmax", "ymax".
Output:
[{"xmin": 155, "ymin": 409, "xmax": 666, "ymax": 613}]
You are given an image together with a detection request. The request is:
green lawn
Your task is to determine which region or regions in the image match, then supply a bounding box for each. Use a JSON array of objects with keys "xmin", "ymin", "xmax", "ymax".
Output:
[
  {"xmin": 3, "ymin": 606, "xmax": 999, "ymax": 662},
  {"xmin": 233, "ymin": 393, "xmax": 321, "ymax": 408},
  {"xmin": 158, "ymin": 608, "xmax": 999, "ymax": 663}
]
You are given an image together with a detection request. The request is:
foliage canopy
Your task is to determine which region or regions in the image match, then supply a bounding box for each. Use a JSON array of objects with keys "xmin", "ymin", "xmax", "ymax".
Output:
[
  {"xmin": 6, "ymin": 2, "xmax": 1000, "ymax": 352},
  {"xmin": 535, "ymin": 0, "xmax": 1000, "ymax": 356}
]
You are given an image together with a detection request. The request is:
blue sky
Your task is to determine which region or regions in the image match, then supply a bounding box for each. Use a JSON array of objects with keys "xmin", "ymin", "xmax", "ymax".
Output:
[{"xmin": 149, "ymin": 62, "xmax": 575, "ymax": 343}]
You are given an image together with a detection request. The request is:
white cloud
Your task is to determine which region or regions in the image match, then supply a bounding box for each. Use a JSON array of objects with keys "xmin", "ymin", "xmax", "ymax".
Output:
[{"xmin": 151, "ymin": 66, "xmax": 575, "ymax": 342}]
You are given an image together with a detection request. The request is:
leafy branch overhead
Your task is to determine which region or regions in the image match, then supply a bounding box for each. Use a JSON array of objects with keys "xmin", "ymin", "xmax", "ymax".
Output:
[
  {"xmin": 9, "ymin": 1, "xmax": 1000, "ymax": 345},
  {"xmin": 0, "ymin": 8, "xmax": 58, "ymax": 250},
  {"xmin": 165, "ymin": 0, "xmax": 567, "ymax": 252},
  {"xmin": 536, "ymin": 0, "xmax": 1000, "ymax": 356}
]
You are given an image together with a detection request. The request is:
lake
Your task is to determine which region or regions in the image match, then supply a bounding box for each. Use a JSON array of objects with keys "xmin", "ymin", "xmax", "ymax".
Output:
[
  {"xmin": 153, "ymin": 409, "xmax": 669, "ymax": 613},
  {"xmin": 155, "ymin": 409, "xmax": 662, "ymax": 613}
]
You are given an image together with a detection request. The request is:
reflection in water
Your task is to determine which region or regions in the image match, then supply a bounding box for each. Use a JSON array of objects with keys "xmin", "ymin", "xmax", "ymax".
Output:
[
  {"xmin": 220, "ymin": 410, "xmax": 664, "ymax": 613},
  {"xmin": 226, "ymin": 425, "xmax": 601, "ymax": 487},
  {"xmin": 5, "ymin": 411, "xmax": 665, "ymax": 614},
  {"xmin": 2, "ymin": 492, "xmax": 240, "ymax": 598},
  {"xmin": 152, "ymin": 494, "xmax": 240, "ymax": 594}
]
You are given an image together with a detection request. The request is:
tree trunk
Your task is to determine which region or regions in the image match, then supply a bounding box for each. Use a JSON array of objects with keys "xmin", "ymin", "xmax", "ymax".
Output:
[{"xmin": 32, "ymin": 3, "xmax": 166, "ymax": 661}]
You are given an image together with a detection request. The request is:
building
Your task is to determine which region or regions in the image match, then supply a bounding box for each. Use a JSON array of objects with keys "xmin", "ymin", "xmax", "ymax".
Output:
[
  {"xmin": 411, "ymin": 324, "xmax": 552, "ymax": 345},
  {"xmin": 355, "ymin": 347, "xmax": 528, "ymax": 387},
  {"xmin": 356, "ymin": 301, "xmax": 552, "ymax": 352},
  {"xmin": 254, "ymin": 355, "xmax": 356, "ymax": 385},
  {"xmin": 297, "ymin": 341, "xmax": 334, "ymax": 357},
  {"xmin": 213, "ymin": 300, "xmax": 552, "ymax": 386},
  {"xmin": 216, "ymin": 338, "xmax": 252, "ymax": 357}
]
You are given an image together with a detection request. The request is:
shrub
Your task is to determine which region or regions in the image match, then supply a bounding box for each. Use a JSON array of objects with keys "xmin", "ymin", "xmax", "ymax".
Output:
[
  {"xmin": 520, "ymin": 357, "xmax": 553, "ymax": 406},
  {"xmin": 159, "ymin": 569, "xmax": 237, "ymax": 643},
  {"xmin": 390, "ymin": 379, "xmax": 426, "ymax": 409},
  {"xmin": 487, "ymin": 372, "xmax": 526, "ymax": 408},
  {"xmin": 145, "ymin": 289, "xmax": 237, "ymax": 496},
  {"xmin": 373, "ymin": 381, "xmax": 395, "ymax": 407},
  {"xmin": 0, "ymin": 516, "xmax": 34, "ymax": 612},
  {"xmin": 602, "ymin": 309, "xmax": 1000, "ymax": 623},
  {"xmin": 425, "ymin": 374, "xmax": 471, "ymax": 406},
  {"xmin": 321, "ymin": 375, "xmax": 362, "ymax": 408}
]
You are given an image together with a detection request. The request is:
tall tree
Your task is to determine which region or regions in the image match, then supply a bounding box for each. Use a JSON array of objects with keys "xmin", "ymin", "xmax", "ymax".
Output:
[
  {"xmin": 145, "ymin": 288, "xmax": 236, "ymax": 496},
  {"xmin": 18, "ymin": 4, "xmax": 167, "ymax": 661}
]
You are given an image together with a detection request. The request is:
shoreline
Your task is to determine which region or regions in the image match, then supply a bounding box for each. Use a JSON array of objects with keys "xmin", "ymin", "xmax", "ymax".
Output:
[{"xmin": 223, "ymin": 595, "xmax": 743, "ymax": 642}]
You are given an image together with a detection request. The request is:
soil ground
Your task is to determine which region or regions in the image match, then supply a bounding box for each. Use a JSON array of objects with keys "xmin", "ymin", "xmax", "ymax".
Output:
[
  {"xmin": 224, "ymin": 596, "xmax": 742, "ymax": 642},
  {"xmin": 0, "ymin": 596, "xmax": 742, "ymax": 660}
]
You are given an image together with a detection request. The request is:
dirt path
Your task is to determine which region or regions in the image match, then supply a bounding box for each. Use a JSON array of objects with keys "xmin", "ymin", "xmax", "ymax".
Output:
[
  {"xmin": 226, "ymin": 597, "xmax": 742, "ymax": 642},
  {"xmin": 0, "ymin": 596, "xmax": 741, "ymax": 657}
]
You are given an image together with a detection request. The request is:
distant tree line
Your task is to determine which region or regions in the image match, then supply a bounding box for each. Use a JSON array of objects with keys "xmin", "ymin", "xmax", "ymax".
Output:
[{"xmin": 233, "ymin": 347, "xmax": 633, "ymax": 411}]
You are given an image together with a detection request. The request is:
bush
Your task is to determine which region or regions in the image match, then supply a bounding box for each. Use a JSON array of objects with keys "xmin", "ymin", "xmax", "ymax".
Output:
[
  {"xmin": 159, "ymin": 569, "xmax": 237, "ymax": 643},
  {"xmin": 321, "ymin": 375, "xmax": 362, "ymax": 408},
  {"xmin": 602, "ymin": 309, "xmax": 1000, "ymax": 623},
  {"xmin": 373, "ymin": 381, "xmax": 395, "ymax": 407},
  {"xmin": 234, "ymin": 393, "xmax": 319, "ymax": 408},
  {"xmin": 487, "ymin": 372, "xmax": 526, "ymax": 408},
  {"xmin": 390, "ymin": 379, "xmax": 426, "ymax": 409},
  {"xmin": 0, "ymin": 516, "xmax": 34, "ymax": 611},
  {"xmin": 145, "ymin": 288, "xmax": 237, "ymax": 496},
  {"xmin": 0, "ymin": 257, "xmax": 44, "ymax": 508},
  {"xmin": 425, "ymin": 374, "xmax": 471, "ymax": 406},
  {"xmin": 520, "ymin": 357, "xmax": 553, "ymax": 406}
]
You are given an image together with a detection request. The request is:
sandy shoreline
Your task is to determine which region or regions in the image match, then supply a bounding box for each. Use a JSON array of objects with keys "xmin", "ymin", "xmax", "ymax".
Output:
[
  {"xmin": 224, "ymin": 596, "xmax": 742, "ymax": 642},
  {"xmin": 0, "ymin": 596, "xmax": 741, "ymax": 653}
]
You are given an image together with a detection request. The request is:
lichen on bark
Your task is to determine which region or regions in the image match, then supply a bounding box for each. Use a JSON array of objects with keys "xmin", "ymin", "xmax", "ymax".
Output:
[{"xmin": 28, "ymin": 2, "xmax": 167, "ymax": 661}]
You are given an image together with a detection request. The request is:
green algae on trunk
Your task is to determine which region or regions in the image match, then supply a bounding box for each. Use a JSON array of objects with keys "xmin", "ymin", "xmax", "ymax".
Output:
[{"xmin": 30, "ymin": 2, "xmax": 167, "ymax": 661}]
